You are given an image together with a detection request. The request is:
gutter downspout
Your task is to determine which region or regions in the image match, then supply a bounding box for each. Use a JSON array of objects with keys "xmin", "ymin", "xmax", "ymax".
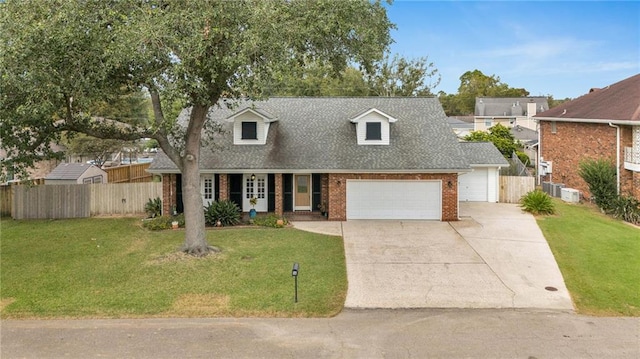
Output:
[
  {"xmin": 609, "ymin": 123, "xmax": 620, "ymax": 194},
  {"xmin": 536, "ymin": 118, "xmax": 541, "ymax": 185}
]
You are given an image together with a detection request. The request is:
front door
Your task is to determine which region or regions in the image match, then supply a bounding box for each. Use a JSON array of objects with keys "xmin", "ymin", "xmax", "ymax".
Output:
[
  {"xmin": 243, "ymin": 174, "xmax": 268, "ymax": 212},
  {"xmin": 294, "ymin": 174, "xmax": 311, "ymax": 211}
]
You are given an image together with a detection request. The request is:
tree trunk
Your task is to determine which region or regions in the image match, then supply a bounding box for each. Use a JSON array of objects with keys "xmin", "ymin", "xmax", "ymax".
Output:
[{"xmin": 179, "ymin": 104, "xmax": 217, "ymax": 256}]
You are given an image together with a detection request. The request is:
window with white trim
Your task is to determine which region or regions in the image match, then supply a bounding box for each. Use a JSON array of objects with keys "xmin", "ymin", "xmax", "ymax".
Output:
[
  {"xmin": 203, "ymin": 177, "xmax": 213, "ymax": 201},
  {"xmin": 245, "ymin": 177, "xmax": 254, "ymax": 199},
  {"xmin": 350, "ymin": 108, "xmax": 395, "ymax": 145},
  {"xmin": 256, "ymin": 177, "xmax": 265, "ymax": 199},
  {"xmin": 241, "ymin": 121, "xmax": 257, "ymax": 140},
  {"xmin": 366, "ymin": 122, "xmax": 382, "ymax": 140}
]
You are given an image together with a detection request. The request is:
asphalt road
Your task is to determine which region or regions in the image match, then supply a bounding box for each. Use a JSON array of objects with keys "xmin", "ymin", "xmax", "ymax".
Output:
[{"xmin": 2, "ymin": 309, "xmax": 639, "ymax": 358}]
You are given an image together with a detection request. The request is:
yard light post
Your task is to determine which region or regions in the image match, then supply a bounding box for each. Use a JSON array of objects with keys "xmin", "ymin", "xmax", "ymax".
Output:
[{"xmin": 292, "ymin": 262, "xmax": 299, "ymax": 303}]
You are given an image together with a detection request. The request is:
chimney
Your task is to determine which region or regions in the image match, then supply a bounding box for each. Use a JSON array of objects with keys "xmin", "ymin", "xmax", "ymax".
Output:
[{"xmin": 527, "ymin": 101, "xmax": 537, "ymax": 117}]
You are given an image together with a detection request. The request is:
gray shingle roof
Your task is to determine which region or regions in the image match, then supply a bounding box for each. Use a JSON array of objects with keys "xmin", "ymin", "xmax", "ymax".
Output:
[
  {"xmin": 459, "ymin": 142, "xmax": 509, "ymax": 166},
  {"xmin": 45, "ymin": 163, "xmax": 98, "ymax": 180},
  {"xmin": 510, "ymin": 125, "xmax": 538, "ymax": 144},
  {"xmin": 149, "ymin": 97, "xmax": 471, "ymax": 172},
  {"xmin": 475, "ymin": 97, "xmax": 549, "ymax": 117}
]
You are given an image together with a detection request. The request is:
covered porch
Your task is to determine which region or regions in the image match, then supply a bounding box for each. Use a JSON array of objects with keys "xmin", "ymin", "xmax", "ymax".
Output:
[{"xmin": 162, "ymin": 173, "xmax": 329, "ymax": 218}]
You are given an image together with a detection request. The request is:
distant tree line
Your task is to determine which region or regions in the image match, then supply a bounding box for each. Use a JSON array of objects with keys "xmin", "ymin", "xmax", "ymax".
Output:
[{"xmin": 268, "ymin": 63, "xmax": 569, "ymax": 116}]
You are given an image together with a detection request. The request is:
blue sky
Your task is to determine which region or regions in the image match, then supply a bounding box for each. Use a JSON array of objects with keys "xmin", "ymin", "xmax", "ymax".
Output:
[{"xmin": 385, "ymin": 1, "xmax": 639, "ymax": 99}]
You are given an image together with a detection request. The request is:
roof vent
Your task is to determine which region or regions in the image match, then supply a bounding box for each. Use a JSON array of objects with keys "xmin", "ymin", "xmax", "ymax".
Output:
[{"xmin": 511, "ymin": 101, "xmax": 523, "ymax": 116}]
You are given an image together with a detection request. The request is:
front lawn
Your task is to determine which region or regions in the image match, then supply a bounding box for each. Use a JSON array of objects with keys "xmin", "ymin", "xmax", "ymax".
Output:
[
  {"xmin": 0, "ymin": 218, "xmax": 346, "ymax": 318},
  {"xmin": 536, "ymin": 200, "xmax": 640, "ymax": 316}
]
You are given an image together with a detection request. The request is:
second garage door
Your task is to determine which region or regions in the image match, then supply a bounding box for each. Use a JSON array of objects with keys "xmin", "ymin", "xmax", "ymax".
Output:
[
  {"xmin": 459, "ymin": 168, "xmax": 488, "ymax": 202},
  {"xmin": 346, "ymin": 180, "xmax": 441, "ymax": 220}
]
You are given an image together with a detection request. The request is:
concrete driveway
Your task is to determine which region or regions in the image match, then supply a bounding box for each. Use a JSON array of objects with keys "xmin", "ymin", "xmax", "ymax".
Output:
[{"xmin": 292, "ymin": 202, "xmax": 574, "ymax": 310}]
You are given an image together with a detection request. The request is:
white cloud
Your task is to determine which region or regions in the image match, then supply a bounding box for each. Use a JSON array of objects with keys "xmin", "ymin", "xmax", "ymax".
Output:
[{"xmin": 477, "ymin": 38, "xmax": 596, "ymax": 61}]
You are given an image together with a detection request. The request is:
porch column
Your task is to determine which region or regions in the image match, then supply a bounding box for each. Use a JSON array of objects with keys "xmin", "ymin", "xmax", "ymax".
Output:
[
  {"xmin": 327, "ymin": 173, "xmax": 347, "ymax": 221},
  {"xmin": 161, "ymin": 174, "xmax": 176, "ymax": 216},
  {"xmin": 321, "ymin": 174, "xmax": 329, "ymax": 209},
  {"xmin": 218, "ymin": 174, "xmax": 229, "ymax": 201},
  {"xmin": 274, "ymin": 173, "xmax": 283, "ymax": 216}
]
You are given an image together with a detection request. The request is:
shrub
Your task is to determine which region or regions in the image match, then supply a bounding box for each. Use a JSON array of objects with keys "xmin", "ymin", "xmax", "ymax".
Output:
[
  {"xmin": 142, "ymin": 214, "xmax": 184, "ymax": 231},
  {"xmin": 204, "ymin": 200, "xmax": 241, "ymax": 226},
  {"xmin": 578, "ymin": 158, "xmax": 617, "ymax": 211},
  {"xmin": 515, "ymin": 150, "xmax": 530, "ymax": 166},
  {"xmin": 520, "ymin": 190, "xmax": 555, "ymax": 215},
  {"xmin": 609, "ymin": 195, "xmax": 640, "ymax": 225},
  {"xmin": 253, "ymin": 214, "xmax": 288, "ymax": 228},
  {"xmin": 144, "ymin": 197, "xmax": 162, "ymax": 218}
]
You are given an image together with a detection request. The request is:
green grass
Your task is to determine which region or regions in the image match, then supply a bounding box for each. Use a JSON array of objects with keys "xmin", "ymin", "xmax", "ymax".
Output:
[
  {"xmin": 536, "ymin": 200, "xmax": 640, "ymax": 316},
  {"xmin": 5, "ymin": 202, "xmax": 638, "ymax": 319},
  {"xmin": 0, "ymin": 218, "xmax": 346, "ymax": 319}
]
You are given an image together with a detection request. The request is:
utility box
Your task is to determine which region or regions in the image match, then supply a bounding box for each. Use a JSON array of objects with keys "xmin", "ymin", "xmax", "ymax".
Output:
[
  {"xmin": 550, "ymin": 183, "xmax": 565, "ymax": 197},
  {"xmin": 561, "ymin": 188, "xmax": 580, "ymax": 203}
]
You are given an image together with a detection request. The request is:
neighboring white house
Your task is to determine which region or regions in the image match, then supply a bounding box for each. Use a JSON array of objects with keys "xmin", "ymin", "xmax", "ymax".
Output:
[
  {"xmin": 45, "ymin": 163, "xmax": 108, "ymax": 185},
  {"xmin": 447, "ymin": 116, "xmax": 474, "ymax": 139},
  {"xmin": 474, "ymin": 97, "xmax": 549, "ymax": 132}
]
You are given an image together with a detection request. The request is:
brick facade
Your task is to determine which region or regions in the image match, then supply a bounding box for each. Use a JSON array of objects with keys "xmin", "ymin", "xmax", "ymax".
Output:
[
  {"xmin": 218, "ymin": 174, "xmax": 228, "ymax": 201},
  {"xmin": 274, "ymin": 173, "xmax": 283, "ymax": 216},
  {"xmin": 161, "ymin": 174, "xmax": 178, "ymax": 215},
  {"xmin": 320, "ymin": 174, "xmax": 329, "ymax": 211},
  {"xmin": 540, "ymin": 121, "xmax": 637, "ymax": 199},
  {"xmin": 326, "ymin": 173, "xmax": 458, "ymax": 221},
  {"xmin": 160, "ymin": 172, "xmax": 460, "ymax": 221},
  {"xmin": 633, "ymin": 171, "xmax": 640, "ymax": 200}
]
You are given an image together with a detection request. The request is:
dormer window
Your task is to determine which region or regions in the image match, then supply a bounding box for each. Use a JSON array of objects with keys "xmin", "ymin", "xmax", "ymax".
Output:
[
  {"xmin": 366, "ymin": 122, "xmax": 382, "ymax": 140},
  {"xmin": 227, "ymin": 107, "xmax": 277, "ymax": 145},
  {"xmin": 241, "ymin": 121, "xmax": 257, "ymax": 140},
  {"xmin": 349, "ymin": 108, "xmax": 397, "ymax": 145}
]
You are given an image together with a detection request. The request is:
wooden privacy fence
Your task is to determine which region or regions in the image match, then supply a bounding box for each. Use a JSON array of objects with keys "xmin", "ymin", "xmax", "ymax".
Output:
[
  {"xmin": 499, "ymin": 176, "xmax": 535, "ymax": 203},
  {"xmin": 9, "ymin": 182, "xmax": 162, "ymax": 219},
  {"xmin": 91, "ymin": 182, "xmax": 162, "ymax": 216},
  {"xmin": 105, "ymin": 163, "xmax": 153, "ymax": 183},
  {"xmin": 1, "ymin": 185, "xmax": 14, "ymax": 216},
  {"xmin": 12, "ymin": 185, "xmax": 91, "ymax": 219}
]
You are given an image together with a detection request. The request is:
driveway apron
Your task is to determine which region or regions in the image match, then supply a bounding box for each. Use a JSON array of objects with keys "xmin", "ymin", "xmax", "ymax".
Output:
[{"xmin": 295, "ymin": 203, "xmax": 573, "ymax": 310}]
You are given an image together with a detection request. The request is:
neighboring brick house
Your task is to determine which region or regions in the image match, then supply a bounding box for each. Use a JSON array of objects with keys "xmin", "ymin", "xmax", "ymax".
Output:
[
  {"xmin": 535, "ymin": 74, "xmax": 640, "ymax": 201},
  {"xmin": 0, "ymin": 146, "xmax": 64, "ymax": 184},
  {"xmin": 474, "ymin": 97, "xmax": 549, "ymax": 132},
  {"xmin": 148, "ymin": 97, "xmax": 507, "ymax": 221}
]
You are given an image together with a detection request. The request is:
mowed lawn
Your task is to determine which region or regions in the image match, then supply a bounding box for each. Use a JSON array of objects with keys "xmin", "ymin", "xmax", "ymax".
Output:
[
  {"xmin": 536, "ymin": 200, "xmax": 640, "ymax": 316},
  {"xmin": 0, "ymin": 218, "xmax": 346, "ymax": 319}
]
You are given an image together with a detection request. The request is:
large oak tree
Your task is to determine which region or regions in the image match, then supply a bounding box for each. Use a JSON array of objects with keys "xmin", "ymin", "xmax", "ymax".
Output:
[
  {"xmin": 269, "ymin": 53, "xmax": 440, "ymax": 97},
  {"xmin": 0, "ymin": 0, "xmax": 393, "ymax": 255}
]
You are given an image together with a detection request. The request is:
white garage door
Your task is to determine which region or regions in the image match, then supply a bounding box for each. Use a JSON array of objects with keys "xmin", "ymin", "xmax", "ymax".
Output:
[
  {"xmin": 459, "ymin": 168, "xmax": 488, "ymax": 202},
  {"xmin": 346, "ymin": 180, "xmax": 441, "ymax": 220}
]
